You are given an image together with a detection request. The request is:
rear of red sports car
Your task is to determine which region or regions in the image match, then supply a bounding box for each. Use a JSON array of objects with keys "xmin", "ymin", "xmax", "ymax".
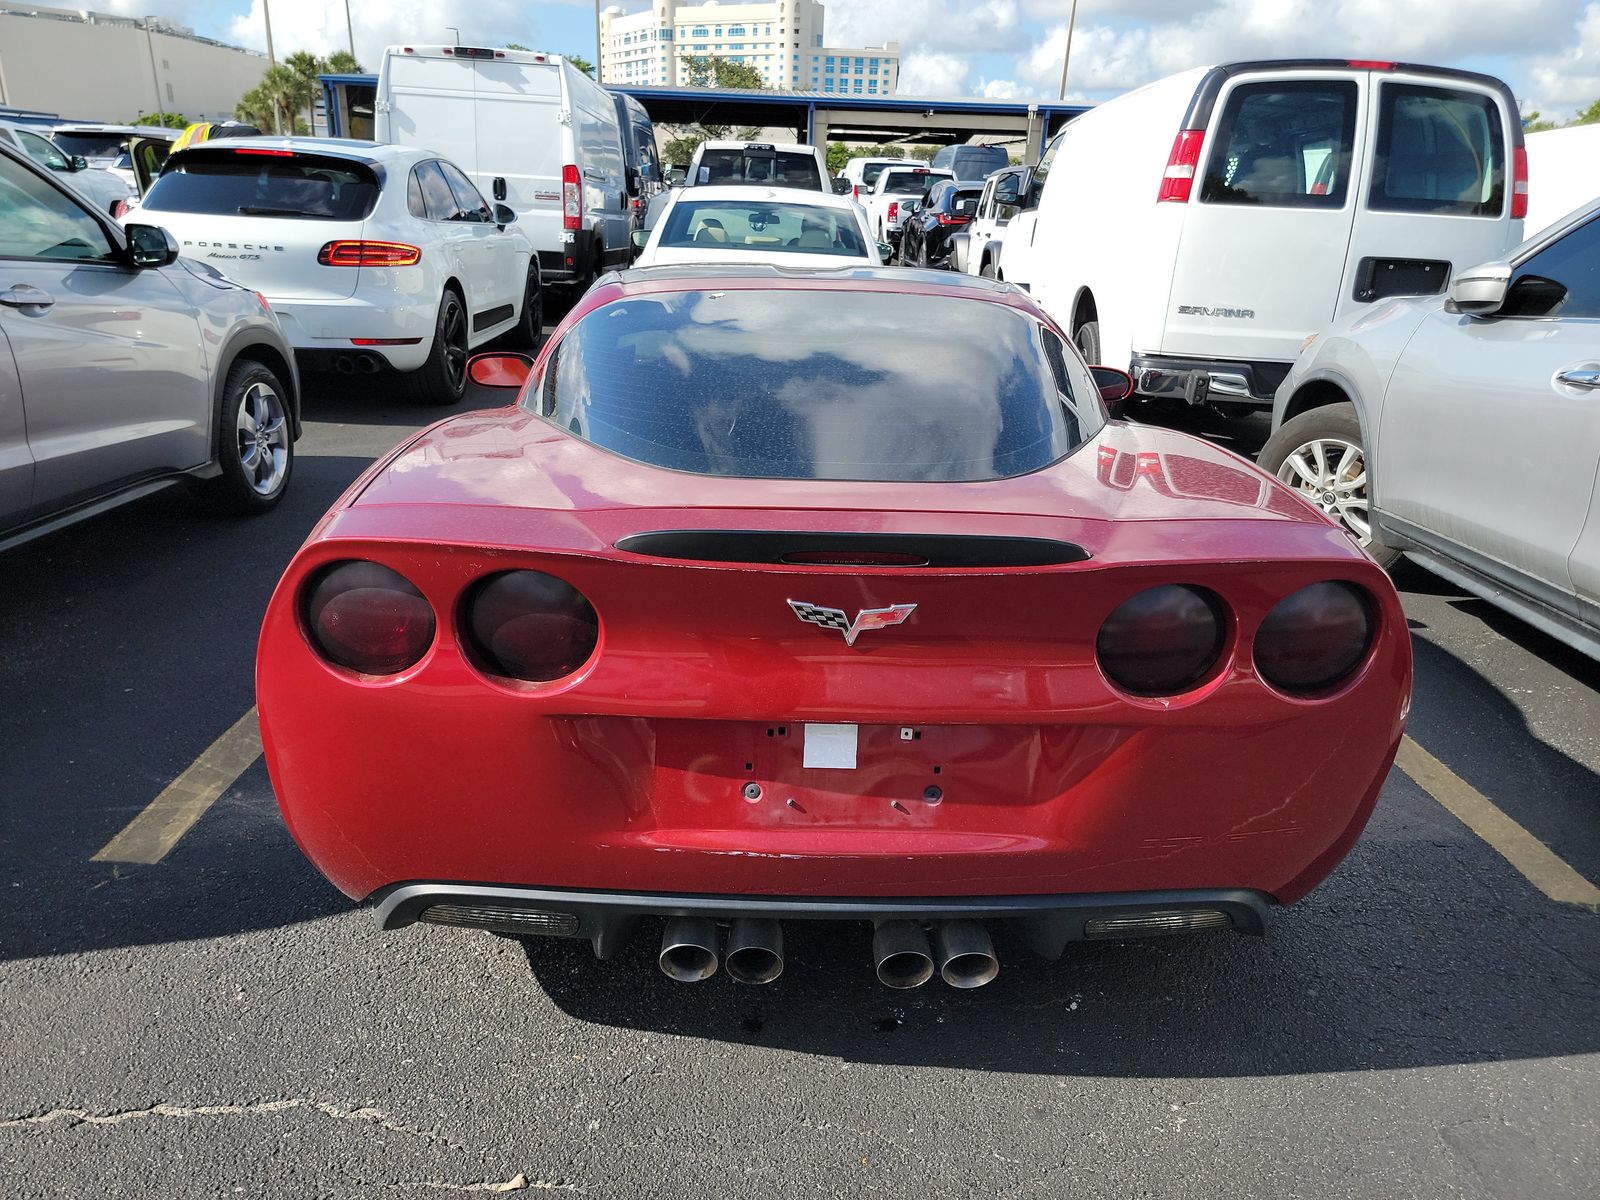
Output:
[{"xmin": 257, "ymin": 267, "xmax": 1410, "ymax": 989}]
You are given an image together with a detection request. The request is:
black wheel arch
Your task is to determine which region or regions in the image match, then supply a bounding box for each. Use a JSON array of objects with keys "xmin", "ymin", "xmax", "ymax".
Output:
[
  {"xmin": 211, "ymin": 329, "xmax": 301, "ymax": 459},
  {"xmin": 1071, "ymin": 287, "xmax": 1098, "ymax": 335}
]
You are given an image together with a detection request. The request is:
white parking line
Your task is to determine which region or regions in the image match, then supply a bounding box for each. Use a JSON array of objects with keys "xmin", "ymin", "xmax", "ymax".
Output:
[
  {"xmin": 1397, "ymin": 735, "xmax": 1600, "ymax": 910},
  {"xmin": 91, "ymin": 708, "xmax": 263, "ymax": 865}
]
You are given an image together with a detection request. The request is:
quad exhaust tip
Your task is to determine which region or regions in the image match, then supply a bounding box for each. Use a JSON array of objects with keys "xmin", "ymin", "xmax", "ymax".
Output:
[
  {"xmin": 873, "ymin": 920, "xmax": 936, "ymax": 989},
  {"xmin": 932, "ymin": 919, "xmax": 999, "ymax": 989},
  {"xmin": 658, "ymin": 916, "xmax": 720, "ymax": 982},
  {"xmin": 724, "ymin": 917, "xmax": 785, "ymax": 985}
]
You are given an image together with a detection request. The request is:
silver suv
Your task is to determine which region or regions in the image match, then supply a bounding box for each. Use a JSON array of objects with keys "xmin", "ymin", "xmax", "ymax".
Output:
[{"xmin": 0, "ymin": 141, "xmax": 299, "ymax": 551}]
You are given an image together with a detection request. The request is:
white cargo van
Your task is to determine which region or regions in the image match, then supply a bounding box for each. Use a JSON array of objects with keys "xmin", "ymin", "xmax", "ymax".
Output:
[
  {"xmin": 1001, "ymin": 60, "xmax": 1527, "ymax": 409},
  {"xmin": 375, "ymin": 45, "xmax": 632, "ymax": 288}
]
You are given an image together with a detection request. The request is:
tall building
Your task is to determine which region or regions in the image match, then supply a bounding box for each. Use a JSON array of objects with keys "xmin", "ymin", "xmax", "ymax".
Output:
[
  {"xmin": 0, "ymin": 1, "xmax": 264, "ymax": 122},
  {"xmin": 598, "ymin": 1, "xmax": 899, "ymax": 96}
]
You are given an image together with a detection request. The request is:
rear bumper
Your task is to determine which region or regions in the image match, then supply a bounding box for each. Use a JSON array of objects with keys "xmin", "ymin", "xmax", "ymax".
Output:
[
  {"xmin": 537, "ymin": 228, "xmax": 598, "ymax": 283},
  {"xmin": 270, "ymin": 290, "xmax": 436, "ymax": 372},
  {"xmin": 374, "ymin": 881, "xmax": 1272, "ymax": 959},
  {"xmin": 1130, "ymin": 354, "xmax": 1293, "ymax": 409}
]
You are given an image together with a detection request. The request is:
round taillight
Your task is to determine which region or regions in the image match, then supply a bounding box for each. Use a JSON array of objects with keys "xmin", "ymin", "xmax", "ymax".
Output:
[
  {"xmin": 1254, "ymin": 581, "xmax": 1373, "ymax": 696},
  {"xmin": 305, "ymin": 561, "xmax": 435, "ymax": 676},
  {"xmin": 1096, "ymin": 584, "xmax": 1225, "ymax": 696},
  {"xmin": 463, "ymin": 570, "xmax": 599, "ymax": 682}
]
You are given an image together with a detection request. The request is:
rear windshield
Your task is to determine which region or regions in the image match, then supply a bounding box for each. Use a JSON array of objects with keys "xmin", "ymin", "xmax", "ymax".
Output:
[
  {"xmin": 882, "ymin": 170, "xmax": 949, "ymax": 194},
  {"xmin": 1202, "ymin": 80, "xmax": 1358, "ymax": 208},
  {"xmin": 52, "ymin": 132, "xmax": 128, "ymax": 159},
  {"xmin": 695, "ymin": 149, "xmax": 823, "ymax": 190},
  {"xmin": 657, "ymin": 199, "xmax": 866, "ymax": 257},
  {"xmin": 142, "ymin": 152, "xmax": 380, "ymax": 220},
  {"xmin": 1370, "ymin": 83, "xmax": 1505, "ymax": 216},
  {"xmin": 859, "ymin": 161, "xmax": 899, "ymax": 187},
  {"xmin": 533, "ymin": 289, "xmax": 1104, "ymax": 481}
]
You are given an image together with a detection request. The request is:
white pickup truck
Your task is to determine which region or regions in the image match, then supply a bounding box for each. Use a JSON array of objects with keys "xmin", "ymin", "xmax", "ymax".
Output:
[
  {"xmin": 951, "ymin": 165, "xmax": 1030, "ymax": 277},
  {"xmin": 861, "ymin": 165, "xmax": 952, "ymax": 252}
]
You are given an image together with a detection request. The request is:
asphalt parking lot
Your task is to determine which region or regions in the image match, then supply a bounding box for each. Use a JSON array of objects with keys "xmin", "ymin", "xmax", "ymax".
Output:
[{"xmin": 2, "ymin": 346, "xmax": 1597, "ymax": 1198}]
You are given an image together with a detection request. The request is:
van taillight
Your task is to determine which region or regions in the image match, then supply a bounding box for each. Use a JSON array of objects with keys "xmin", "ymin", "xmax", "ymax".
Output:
[
  {"xmin": 1158, "ymin": 129, "xmax": 1205, "ymax": 203},
  {"xmin": 1512, "ymin": 146, "xmax": 1529, "ymax": 220},
  {"xmin": 887, "ymin": 201, "xmax": 899, "ymax": 222},
  {"xmin": 563, "ymin": 164, "xmax": 582, "ymax": 231}
]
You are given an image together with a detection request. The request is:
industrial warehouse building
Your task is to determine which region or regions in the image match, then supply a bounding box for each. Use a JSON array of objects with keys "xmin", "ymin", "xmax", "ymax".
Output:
[
  {"xmin": 598, "ymin": 0, "xmax": 898, "ymax": 95},
  {"xmin": 0, "ymin": 1, "xmax": 261, "ymax": 122}
]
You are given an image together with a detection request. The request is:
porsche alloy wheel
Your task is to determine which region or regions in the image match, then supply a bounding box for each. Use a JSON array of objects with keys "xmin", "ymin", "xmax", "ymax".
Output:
[
  {"xmin": 405, "ymin": 289, "xmax": 469, "ymax": 406},
  {"xmin": 1259, "ymin": 402, "xmax": 1400, "ymax": 568}
]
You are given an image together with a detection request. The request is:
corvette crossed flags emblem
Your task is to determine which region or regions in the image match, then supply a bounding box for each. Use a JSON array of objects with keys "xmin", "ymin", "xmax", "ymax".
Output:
[{"xmin": 788, "ymin": 600, "xmax": 917, "ymax": 647}]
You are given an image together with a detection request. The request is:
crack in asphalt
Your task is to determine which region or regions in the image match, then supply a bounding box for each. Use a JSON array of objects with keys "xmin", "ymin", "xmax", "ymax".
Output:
[{"xmin": 0, "ymin": 1098, "xmax": 451, "ymax": 1145}]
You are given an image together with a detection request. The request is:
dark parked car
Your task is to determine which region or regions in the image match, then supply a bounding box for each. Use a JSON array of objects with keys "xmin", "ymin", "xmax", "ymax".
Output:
[{"xmin": 899, "ymin": 179, "xmax": 982, "ymax": 269}]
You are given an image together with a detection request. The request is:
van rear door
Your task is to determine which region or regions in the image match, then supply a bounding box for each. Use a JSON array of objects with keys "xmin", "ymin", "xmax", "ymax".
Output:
[
  {"xmin": 1162, "ymin": 69, "xmax": 1367, "ymax": 368},
  {"xmin": 1338, "ymin": 70, "xmax": 1521, "ymax": 322}
]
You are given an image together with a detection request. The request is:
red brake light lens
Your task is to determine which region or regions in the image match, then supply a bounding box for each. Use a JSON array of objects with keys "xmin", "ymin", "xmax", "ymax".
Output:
[
  {"xmin": 463, "ymin": 570, "xmax": 599, "ymax": 682},
  {"xmin": 234, "ymin": 147, "xmax": 296, "ymax": 157},
  {"xmin": 1097, "ymin": 585, "xmax": 1225, "ymax": 696},
  {"xmin": 1346, "ymin": 60, "xmax": 1396, "ymax": 70},
  {"xmin": 317, "ymin": 240, "xmax": 422, "ymax": 267},
  {"xmin": 1253, "ymin": 582, "xmax": 1373, "ymax": 696},
  {"xmin": 1158, "ymin": 129, "xmax": 1205, "ymax": 203},
  {"xmin": 887, "ymin": 201, "xmax": 899, "ymax": 221},
  {"xmin": 305, "ymin": 561, "xmax": 436, "ymax": 676},
  {"xmin": 562, "ymin": 164, "xmax": 582, "ymax": 231},
  {"xmin": 1512, "ymin": 146, "xmax": 1529, "ymax": 220}
]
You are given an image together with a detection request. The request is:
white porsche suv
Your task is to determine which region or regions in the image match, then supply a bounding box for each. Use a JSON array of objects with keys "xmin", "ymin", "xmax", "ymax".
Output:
[{"xmin": 136, "ymin": 138, "xmax": 541, "ymax": 404}]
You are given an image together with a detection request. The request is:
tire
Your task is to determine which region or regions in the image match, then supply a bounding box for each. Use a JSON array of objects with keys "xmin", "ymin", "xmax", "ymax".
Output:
[
  {"xmin": 199, "ymin": 358, "xmax": 293, "ymax": 515},
  {"xmin": 980, "ymin": 258, "xmax": 998, "ymax": 279},
  {"xmin": 1258, "ymin": 401, "xmax": 1401, "ymax": 568},
  {"xmin": 404, "ymin": 288, "xmax": 468, "ymax": 406},
  {"xmin": 1073, "ymin": 319, "xmax": 1101, "ymax": 364},
  {"xmin": 509, "ymin": 267, "xmax": 544, "ymax": 350}
]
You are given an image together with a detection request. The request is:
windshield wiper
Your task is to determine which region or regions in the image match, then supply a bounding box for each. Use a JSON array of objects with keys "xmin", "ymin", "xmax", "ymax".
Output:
[{"xmin": 236, "ymin": 205, "xmax": 320, "ymax": 217}]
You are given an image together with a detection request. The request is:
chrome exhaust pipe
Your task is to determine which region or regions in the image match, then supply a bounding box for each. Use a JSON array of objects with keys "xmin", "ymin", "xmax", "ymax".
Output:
[
  {"xmin": 724, "ymin": 918, "xmax": 784, "ymax": 985},
  {"xmin": 658, "ymin": 916, "xmax": 719, "ymax": 982},
  {"xmin": 873, "ymin": 920, "xmax": 935, "ymax": 989},
  {"xmin": 932, "ymin": 920, "xmax": 999, "ymax": 989}
]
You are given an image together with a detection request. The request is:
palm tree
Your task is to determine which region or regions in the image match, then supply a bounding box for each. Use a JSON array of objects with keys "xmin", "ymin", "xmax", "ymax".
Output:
[{"xmin": 284, "ymin": 51, "xmax": 324, "ymax": 134}]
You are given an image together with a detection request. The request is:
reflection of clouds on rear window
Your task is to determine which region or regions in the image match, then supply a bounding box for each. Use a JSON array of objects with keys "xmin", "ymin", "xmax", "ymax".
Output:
[{"xmin": 530, "ymin": 289, "xmax": 1104, "ymax": 482}]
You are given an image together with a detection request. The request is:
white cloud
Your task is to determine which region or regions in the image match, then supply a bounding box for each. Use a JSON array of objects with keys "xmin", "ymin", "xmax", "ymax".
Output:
[
  {"xmin": 979, "ymin": 78, "xmax": 1028, "ymax": 100},
  {"xmin": 897, "ymin": 52, "xmax": 972, "ymax": 97},
  {"xmin": 824, "ymin": 0, "xmax": 1022, "ymax": 53},
  {"xmin": 1524, "ymin": 2, "xmax": 1600, "ymax": 117}
]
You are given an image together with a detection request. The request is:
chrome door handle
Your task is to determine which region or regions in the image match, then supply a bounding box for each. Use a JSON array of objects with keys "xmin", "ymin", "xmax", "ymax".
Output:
[
  {"xmin": 1556, "ymin": 369, "xmax": 1600, "ymax": 390},
  {"xmin": 0, "ymin": 284, "xmax": 54, "ymax": 310}
]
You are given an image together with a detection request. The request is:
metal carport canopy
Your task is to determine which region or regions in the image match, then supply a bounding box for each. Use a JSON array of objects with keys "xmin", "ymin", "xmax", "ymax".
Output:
[{"xmin": 612, "ymin": 85, "xmax": 1089, "ymax": 159}]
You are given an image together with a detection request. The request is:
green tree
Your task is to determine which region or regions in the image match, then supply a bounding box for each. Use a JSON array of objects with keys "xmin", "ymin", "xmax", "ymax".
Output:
[
  {"xmin": 825, "ymin": 142, "xmax": 851, "ymax": 175},
  {"xmin": 284, "ymin": 50, "xmax": 325, "ymax": 133},
  {"xmin": 680, "ymin": 54, "xmax": 765, "ymax": 90},
  {"xmin": 565, "ymin": 53, "xmax": 595, "ymax": 78},
  {"xmin": 326, "ymin": 50, "xmax": 364, "ymax": 75},
  {"xmin": 236, "ymin": 64, "xmax": 302, "ymax": 135},
  {"xmin": 910, "ymin": 143, "xmax": 941, "ymax": 162},
  {"xmin": 877, "ymin": 144, "xmax": 906, "ymax": 160},
  {"xmin": 131, "ymin": 111, "xmax": 188, "ymax": 129},
  {"xmin": 1573, "ymin": 98, "xmax": 1600, "ymax": 126}
]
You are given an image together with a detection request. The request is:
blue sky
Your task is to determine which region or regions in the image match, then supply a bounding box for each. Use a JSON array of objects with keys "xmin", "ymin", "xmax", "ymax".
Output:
[{"xmin": 97, "ymin": 0, "xmax": 1600, "ymax": 120}]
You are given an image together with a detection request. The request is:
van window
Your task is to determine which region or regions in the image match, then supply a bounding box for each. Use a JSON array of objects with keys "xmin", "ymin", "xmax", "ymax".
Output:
[
  {"xmin": 1370, "ymin": 84, "xmax": 1505, "ymax": 217},
  {"xmin": 1024, "ymin": 131, "xmax": 1063, "ymax": 210},
  {"xmin": 1201, "ymin": 81, "xmax": 1358, "ymax": 208}
]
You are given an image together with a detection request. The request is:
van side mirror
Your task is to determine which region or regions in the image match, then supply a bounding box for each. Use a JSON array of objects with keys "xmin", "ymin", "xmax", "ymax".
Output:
[
  {"xmin": 492, "ymin": 176, "xmax": 507, "ymax": 201},
  {"xmin": 1447, "ymin": 262, "xmax": 1512, "ymax": 314},
  {"xmin": 631, "ymin": 229, "xmax": 649, "ymax": 252},
  {"xmin": 957, "ymin": 198, "xmax": 979, "ymax": 217},
  {"xmin": 70, "ymin": 155, "xmax": 89, "ymax": 172},
  {"xmin": 1091, "ymin": 366, "xmax": 1134, "ymax": 418}
]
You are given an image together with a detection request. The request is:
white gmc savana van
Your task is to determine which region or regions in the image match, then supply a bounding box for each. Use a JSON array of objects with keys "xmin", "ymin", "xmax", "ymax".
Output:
[{"xmin": 1001, "ymin": 60, "xmax": 1527, "ymax": 410}]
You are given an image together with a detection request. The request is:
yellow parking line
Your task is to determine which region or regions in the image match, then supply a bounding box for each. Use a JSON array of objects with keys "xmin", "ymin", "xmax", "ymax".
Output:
[
  {"xmin": 1396, "ymin": 735, "xmax": 1600, "ymax": 910},
  {"xmin": 92, "ymin": 708, "xmax": 263, "ymax": 865}
]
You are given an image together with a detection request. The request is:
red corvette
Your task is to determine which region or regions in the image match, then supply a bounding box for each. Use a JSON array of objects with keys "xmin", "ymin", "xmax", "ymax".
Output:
[{"xmin": 257, "ymin": 266, "xmax": 1410, "ymax": 990}]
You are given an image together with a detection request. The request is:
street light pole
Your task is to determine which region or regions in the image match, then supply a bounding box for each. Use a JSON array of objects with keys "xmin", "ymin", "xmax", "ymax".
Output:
[
  {"xmin": 1056, "ymin": 0, "xmax": 1079, "ymax": 101},
  {"xmin": 344, "ymin": 0, "xmax": 355, "ymax": 58},
  {"xmin": 594, "ymin": 0, "xmax": 603, "ymax": 81},
  {"xmin": 262, "ymin": 0, "xmax": 279, "ymax": 135}
]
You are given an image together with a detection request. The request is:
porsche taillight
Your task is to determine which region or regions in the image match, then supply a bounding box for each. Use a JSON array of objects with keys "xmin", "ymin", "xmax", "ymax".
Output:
[
  {"xmin": 1096, "ymin": 584, "xmax": 1225, "ymax": 696},
  {"xmin": 462, "ymin": 570, "xmax": 599, "ymax": 682},
  {"xmin": 304, "ymin": 561, "xmax": 436, "ymax": 676},
  {"xmin": 318, "ymin": 240, "xmax": 421, "ymax": 267},
  {"xmin": 1253, "ymin": 582, "xmax": 1373, "ymax": 696}
]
